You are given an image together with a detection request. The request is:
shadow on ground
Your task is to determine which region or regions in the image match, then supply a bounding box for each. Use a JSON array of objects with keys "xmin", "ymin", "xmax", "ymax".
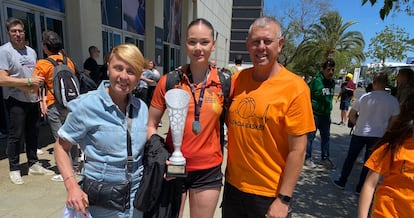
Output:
[{"xmin": 291, "ymin": 130, "xmax": 362, "ymax": 218}]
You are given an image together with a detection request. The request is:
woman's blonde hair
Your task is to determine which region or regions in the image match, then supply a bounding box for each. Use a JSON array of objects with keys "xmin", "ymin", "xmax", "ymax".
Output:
[{"xmin": 107, "ymin": 44, "xmax": 145, "ymax": 75}]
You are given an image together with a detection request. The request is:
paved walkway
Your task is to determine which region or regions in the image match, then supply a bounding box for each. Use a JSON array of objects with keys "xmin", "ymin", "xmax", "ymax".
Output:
[{"xmin": 0, "ymin": 100, "xmax": 364, "ymax": 218}]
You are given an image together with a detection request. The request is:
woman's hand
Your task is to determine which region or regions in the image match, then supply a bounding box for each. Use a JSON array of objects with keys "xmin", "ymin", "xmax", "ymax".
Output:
[{"xmin": 66, "ymin": 185, "xmax": 89, "ymax": 216}]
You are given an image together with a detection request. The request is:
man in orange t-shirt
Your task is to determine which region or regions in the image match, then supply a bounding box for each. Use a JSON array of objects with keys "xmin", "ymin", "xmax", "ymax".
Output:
[
  {"xmin": 222, "ymin": 16, "xmax": 315, "ymax": 218},
  {"xmin": 33, "ymin": 31, "xmax": 78, "ymax": 181}
]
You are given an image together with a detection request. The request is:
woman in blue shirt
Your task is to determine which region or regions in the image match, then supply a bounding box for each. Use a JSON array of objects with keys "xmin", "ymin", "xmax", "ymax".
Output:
[{"xmin": 54, "ymin": 44, "xmax": 147, "ymax": 218}]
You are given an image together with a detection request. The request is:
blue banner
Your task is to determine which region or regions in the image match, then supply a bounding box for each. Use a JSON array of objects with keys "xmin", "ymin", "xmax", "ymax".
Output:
[{"xmin": 20, "ymin": 0, "xmax": 65, "ymax": 12}]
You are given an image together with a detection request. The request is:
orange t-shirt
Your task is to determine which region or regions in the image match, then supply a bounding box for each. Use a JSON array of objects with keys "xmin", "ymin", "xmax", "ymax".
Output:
[
  {"xmin": 365, "ymin": 137, "xmax": 414, "ymax": 218},
  {"xmin": 33, "ymin": 54, "xmax": 76, "ymax": 107},
  {"xmin": 225, "ymin": 65, "xmax": 315, "ymax": 197},
  {"xmin": 151, "ymin": 65, "xmax": 224, "ymax": 172}
]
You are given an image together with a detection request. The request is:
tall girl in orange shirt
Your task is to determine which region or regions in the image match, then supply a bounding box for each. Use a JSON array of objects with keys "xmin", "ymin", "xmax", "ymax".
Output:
[
  {"xmin": 358, "ymin": 92, "xmax": 414, "ymax": 218},
  {"xmin": 148, "ymin": 18, "xmax": 225, "ymax": 218}
]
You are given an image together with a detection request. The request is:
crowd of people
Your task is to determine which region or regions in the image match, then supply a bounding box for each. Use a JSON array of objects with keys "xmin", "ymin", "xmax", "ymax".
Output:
[{"xmin": 1, "ymin": 15, "xmax": 414, "ymax": 218}]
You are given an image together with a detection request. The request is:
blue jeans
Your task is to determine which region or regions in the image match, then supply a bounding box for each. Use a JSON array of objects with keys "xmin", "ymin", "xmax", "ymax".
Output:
[
  {"xmin": 337, "ymin": 135, "xmax": 379, "ymax": 192},
  {"xmin": 306, "ymin": 115, "xmax": 331, "ymax": 159},
  {"xmin": 5, "ymin": 97, "xmax": 40, "ymax": 171}
]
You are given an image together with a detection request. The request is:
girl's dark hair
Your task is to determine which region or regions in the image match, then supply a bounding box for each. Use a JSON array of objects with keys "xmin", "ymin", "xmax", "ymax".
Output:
[
  {"xmin": 187, "ymin": 18, "xmax": 215, "ymax": 39},
  {"xmin": 398, "ymin": 68, "xmax": 414, "ymax": 87},
  {"xmin": 374, "ymin": 91, "xmax": 414, "ymax": 167},
  {"xmin": 42, "ymin": 30, "xmax": 63, "ymax": 54}
]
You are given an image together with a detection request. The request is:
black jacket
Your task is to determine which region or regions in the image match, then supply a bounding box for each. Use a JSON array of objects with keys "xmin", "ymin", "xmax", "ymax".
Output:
[{"xmin": 134, "ymin": 134, "xmax": 182, "ymax": 218}]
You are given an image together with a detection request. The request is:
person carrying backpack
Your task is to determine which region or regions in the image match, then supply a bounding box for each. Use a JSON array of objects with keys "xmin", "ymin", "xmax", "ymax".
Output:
[
  {"xmin": 33, "ymin": 30, "xmax": 79, "ymax": 181},
  {"xmin": 148, "ymin": 18, "xmax": 230, "ymax": 218}
]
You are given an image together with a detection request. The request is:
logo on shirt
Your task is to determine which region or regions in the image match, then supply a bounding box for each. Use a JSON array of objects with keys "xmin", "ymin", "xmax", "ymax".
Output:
[
  {"xmin": 322, "ymin": 87, "xmax": 333, "ymax": 96},
  {"xmin": 229, "ymin": 97, "xmax": 266, "ymax": 130}
]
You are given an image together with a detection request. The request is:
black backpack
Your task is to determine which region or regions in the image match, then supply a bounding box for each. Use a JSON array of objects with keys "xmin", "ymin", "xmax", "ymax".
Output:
[
  {"xmin": 47, "ymin": 57, "xmax": 80, "ymax": 107},
  {"xmin": 165, "ymin": 67, "xmax": 232, "ymax": 148},
  {"xmin": 76, "ymin": 70, "xmax": 97, "ymax": 94}
]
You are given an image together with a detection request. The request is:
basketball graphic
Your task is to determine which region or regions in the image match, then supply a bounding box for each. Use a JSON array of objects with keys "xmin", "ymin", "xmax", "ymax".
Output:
[{"xmin": 237, "ymin": 97, "xmax": 256, "ymax": 119}]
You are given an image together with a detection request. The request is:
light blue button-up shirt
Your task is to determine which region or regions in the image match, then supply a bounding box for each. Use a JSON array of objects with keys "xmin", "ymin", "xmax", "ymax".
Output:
[{"xmin": 58, "ymin": 81, "xmax": 148, "ymax": 183}]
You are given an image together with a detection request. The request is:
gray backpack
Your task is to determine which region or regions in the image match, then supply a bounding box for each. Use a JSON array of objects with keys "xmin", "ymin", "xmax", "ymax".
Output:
[{"xmin": 46, "ymin": 57, "xmax": 80, "ymax": 107}]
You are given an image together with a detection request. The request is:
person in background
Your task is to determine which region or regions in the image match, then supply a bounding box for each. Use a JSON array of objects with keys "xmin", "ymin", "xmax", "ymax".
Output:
[
  {"xmin": 222, "ymin": 16, "xmax": 315, "ymax": 218},
  {"xmin": 148, "ymin": 18, "xmax": 225, "ymax": 218},
  {"xmin": 305, "ymin": 60, "xmax": 336, "ymax": 169},
  {"xmin": 395, "ymin": 68, "xmax": 414, "ymax": 104},
  {"xmin": 0, "ymin": 17, "xmax": 52, "ymax": 185},
  {"xmin": 134, "ymin": 60, "xmax": 154, "ymax": 106},
  {"xmin": 333, "ymin": 73, "xmax": 399, "ymax": 194},
  {"xmin": 33, "ymin": 30, "xmax": 79, "ymax": 182},
  {"xmin": 146, "ymin": 59, "xmax": 160, "ymax": 105},
  {"xmin": 210, "ymin": 59, "xmax": 217, "ymax": 69},
  {"xmin": 228, "ymin": 54, "xmax": 244, "ymax": 75},
  {"xmin": 358, "ymin": 92, "xmax": 414, "ymax": 218},
  {"xmin": 336, "ymin": 73, "xmax": 356, "ymax": 125},
  {"xmin": 83, "ymin": 45, "xmax": 101, "ymax": 85},
  {"xmin": 54, "ymin": 44, "xmax": 147, "ymax": 217}
]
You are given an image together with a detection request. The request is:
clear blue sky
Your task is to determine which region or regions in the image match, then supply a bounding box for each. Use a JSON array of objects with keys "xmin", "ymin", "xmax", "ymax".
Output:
[{"xmin": 264, "ymin": 0, "xmax": 414, "ymax": 64}]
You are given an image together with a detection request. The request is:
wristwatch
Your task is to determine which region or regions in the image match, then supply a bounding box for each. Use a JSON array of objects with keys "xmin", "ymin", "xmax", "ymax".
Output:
[{"xmin": 277, "ymin": 193, "xmax": 291, "ymax": 204}]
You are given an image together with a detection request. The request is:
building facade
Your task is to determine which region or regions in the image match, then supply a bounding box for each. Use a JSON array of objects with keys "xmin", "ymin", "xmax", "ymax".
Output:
[
  {"xmin": 229, "ymin": 0, "xmax": 263, "ymax": 64},
  {"xmin": 0, "ymin": 0, "xmax": 232, "ymax": 74}
]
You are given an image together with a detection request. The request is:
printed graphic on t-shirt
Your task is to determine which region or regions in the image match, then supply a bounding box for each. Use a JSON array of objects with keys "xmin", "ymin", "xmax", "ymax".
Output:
[{"xmin": 229, "ymin": 97, "xmax": 267, "ymax": 131}]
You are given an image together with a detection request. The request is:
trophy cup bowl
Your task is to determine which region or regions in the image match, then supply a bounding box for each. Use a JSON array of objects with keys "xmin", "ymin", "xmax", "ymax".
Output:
[{"xmin": 165, "ymin": 89, "xmax": 190, "ymax": 177}]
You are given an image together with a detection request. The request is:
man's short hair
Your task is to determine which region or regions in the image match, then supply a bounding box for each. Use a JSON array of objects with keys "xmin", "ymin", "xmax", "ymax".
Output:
[
  {"xmin": 234, "ymin": 55, "xmax": 243, "ymax": 65},
  {"xmin": 322, "ymin": 60, "xmax": 335, "ymax": 69},
  {"xmin": 88, "ymin": 46, "xmax": 98, "ymax": 55},
  {"xmin": 42, "ymin": 30, "xmax": 62, "ymax": 54},
  {"xmin": 373, "ymin": 73, "xmax": 388, "ymax": 86},
  {"xmin": 6, "ymin": 17, "xmax": 24, "ymax": 31}
]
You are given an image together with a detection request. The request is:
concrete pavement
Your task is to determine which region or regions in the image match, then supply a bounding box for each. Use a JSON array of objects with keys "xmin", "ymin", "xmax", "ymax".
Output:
[{"xmin": 0, "ymin": 99, "xmax": 363, "ymax": 218}]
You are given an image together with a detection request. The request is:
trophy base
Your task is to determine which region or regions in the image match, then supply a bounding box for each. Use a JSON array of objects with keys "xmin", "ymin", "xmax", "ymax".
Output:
[{"xmin": 166, "ymin": 164, "xmax": 187, "ymax": 177}]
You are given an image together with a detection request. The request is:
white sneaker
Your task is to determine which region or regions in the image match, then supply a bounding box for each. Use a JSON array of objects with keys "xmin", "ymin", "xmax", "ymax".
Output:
[
  {"xmin": 51, "ymin": 174, "xmax": 64, "ymax": 182},
  {"xmin": 37, "ymin": 149, "xmax": 44, "ymax": 155},
  {"xmin": 29, "ymin": 163, "xmax": 55, "ymax": 176},
  {"xmin": 9, "ymin": 170, "xmax": 24, "ymax": 185},
  {"xmin": 304, "ymin": 158, "xmax": 316, "ymax": 168}
]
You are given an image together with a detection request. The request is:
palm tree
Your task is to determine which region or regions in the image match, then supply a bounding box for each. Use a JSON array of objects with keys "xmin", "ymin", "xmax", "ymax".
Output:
[{"xmin": 299, "ymin": 11, "xmax": 365, "ymax": 63}]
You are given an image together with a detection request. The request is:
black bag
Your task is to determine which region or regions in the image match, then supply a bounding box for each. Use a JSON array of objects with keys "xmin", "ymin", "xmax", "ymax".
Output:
[
  {"xmin": 80, "ymin": 176, "xmax": 131, "ymax": 212},
  {"xmin": 77, "ymin": 71, "xmax": 97, "ymax": 94}
]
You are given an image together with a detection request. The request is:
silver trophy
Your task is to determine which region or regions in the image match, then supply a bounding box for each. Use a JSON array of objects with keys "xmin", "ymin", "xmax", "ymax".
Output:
[{"xmin": 165, "ymin": 89, "xmax": 190, "ymax": 177}]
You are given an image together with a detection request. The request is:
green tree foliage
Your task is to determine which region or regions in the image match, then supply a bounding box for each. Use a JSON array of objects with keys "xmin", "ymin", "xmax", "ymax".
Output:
[
  {"xmin": 265, "ymin": 0, "xmax": 332, "ymax": 68},
  {"xmin": 362, "ymin": 0, "xmax": 414, "ymax": 20},
  {"xmin": 299, "ymin": 11, "xmax": 366, "ymax": 76},
  {"xmin": 367, "ymin": 24, "xmax": 413, "ymax": 63}
]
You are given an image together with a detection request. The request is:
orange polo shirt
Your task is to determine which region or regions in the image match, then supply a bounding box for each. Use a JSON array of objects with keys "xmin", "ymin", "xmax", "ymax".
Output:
[{"xmin": 151, "ymin": 65, "xmax": 224, "ymax": 172}]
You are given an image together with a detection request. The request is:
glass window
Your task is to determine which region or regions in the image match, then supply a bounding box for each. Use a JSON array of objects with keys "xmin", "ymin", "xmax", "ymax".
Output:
[
  {"xmin": 101, "ymin": 0, "xmax": 122, "ymax": 29},
  {"xmin": 123, "ymin": 0, "xmax": 145, "ymax": 35},
  {"xmin": 21, "ymin": 0, "xmax": 65, "ymax": 12},
  {"xmin": 163, "ymin": 0, "xmax": 181, "ymax": 45}
]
